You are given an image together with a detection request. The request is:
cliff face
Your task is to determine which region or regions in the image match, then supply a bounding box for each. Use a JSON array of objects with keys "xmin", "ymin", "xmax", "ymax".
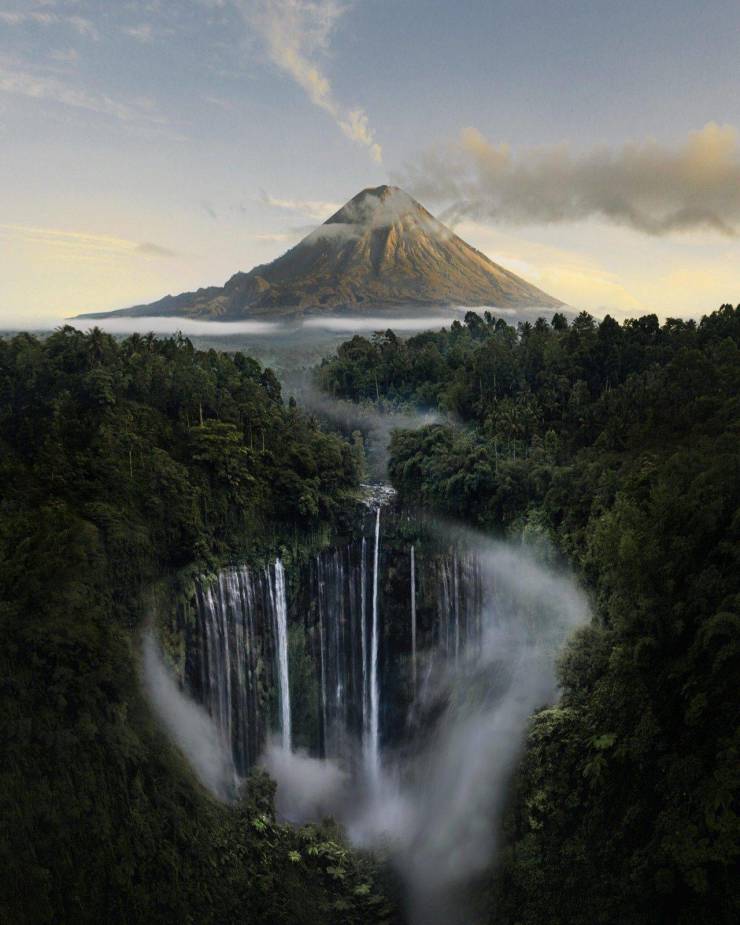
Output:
[{"xmin": 76, "ymin": 185, "xmax": 561, "ymax": 320}]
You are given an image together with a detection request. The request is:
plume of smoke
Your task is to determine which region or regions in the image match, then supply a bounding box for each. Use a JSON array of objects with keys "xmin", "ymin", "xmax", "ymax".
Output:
[
  {"xmin": 141, "ymin": 631, "xmax": 236, "ymax": 801},
  {"xmin": 396, "ymin": 122, "xmax": 740, "ymax": 236}
]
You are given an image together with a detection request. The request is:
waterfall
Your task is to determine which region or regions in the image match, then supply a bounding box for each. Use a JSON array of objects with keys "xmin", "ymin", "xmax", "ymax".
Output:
[
  {"xmin": 367, "ymin": 506, "xmax": 382, "ymax": 781},
  {"xmin": 182, "ymin": 523, "xmax": 486, "ymax": 780},
  {"xmin": 360, "ymin": 537, "xmax": 368, "ymax": 742},
  {"xmin": 316, "ymin": 554, "xmax": 328, "ymax": 756},
  {"xmin": 192, "ymin": 565, "xmax": 261, "ymax": 775},
  {"xmin": 410, "ymin": 544, "xmax": 417, "ymax": 692},
  {"xmin": 271, "ymin": 559, "xmax": 291, "ymax": 751},
  {"xmin": 453, "ymin": 551, "xmax": 460, "ymax": 662}
]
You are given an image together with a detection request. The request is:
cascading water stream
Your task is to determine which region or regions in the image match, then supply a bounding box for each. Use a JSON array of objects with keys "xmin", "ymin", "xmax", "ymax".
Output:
[
  {"xmin": 360, "ymin": 537, "xmax": 368, "ymax": 743},
  {"xmin": 272, "ymin": 559, "xmax": 291, "ymax": 751},
  {"xmin": 453, "ymin": 551, "xmax": 460, "ymax": 662},
  {"xmin": 366, "ymin": 505, "xmax": 382, "ymax": 783},
  {"xmin": 410, "ymin": 543, "xmax": 417, "ymax": 693}
]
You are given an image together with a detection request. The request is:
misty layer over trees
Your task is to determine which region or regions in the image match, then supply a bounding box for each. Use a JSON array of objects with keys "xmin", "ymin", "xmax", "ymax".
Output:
[{"xmin": 318, "ymin": 304, "xmax": 740, "ymax": 924}]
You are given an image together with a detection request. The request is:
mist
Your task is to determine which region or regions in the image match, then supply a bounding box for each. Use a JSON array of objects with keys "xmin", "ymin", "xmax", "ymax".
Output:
[
  {"xmin": 63, "ymin": 309, "xmax": 504, "ymax": 341},
  {"xmin": 302, "ymin": 313, "xmax": 477, "ymax": 332},
  {"xmin": 68, "ymin": 316, "xmax": 282, "ymax": 336},
  {"xmin": 294, "ymin": 381, "xmax": 445, "ymax": 477},
  {"xmin": 387, "ymin": 529, "xmax": 588, "ymax": 924},
  {"xmin": 261, "ymin": 739, "xmax": 350, "ymax": 824},
  {"xmin": 264, "ymin": 525, "xmax": 589, "ymax": 924},
  {"xmin": 141, "ymin": 631, "xmax": 236, "ymax": 801}
]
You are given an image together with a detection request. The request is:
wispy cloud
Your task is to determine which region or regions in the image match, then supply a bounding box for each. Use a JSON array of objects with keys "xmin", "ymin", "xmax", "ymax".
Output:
[
  {"xmin": 49, "ymin": 48, "xmax": 80, "ymax": 64},
  {"xmin": 260, "ymin": 190, "xmax": 340, "ymax": 221},
  {"xmin": 238, "ymin": 0, "xmax": 382, "ymax": 163},
  {"xmin": 0, "ymin": 57, "xmax": 165, "ymax": 124},
  {"xmin": 252, "ymin": 231, "xmax": 295, "ymax": 242},
  {"xmin": 201, "ymin": 200, "xmax": 218, "ymax": 220},
  {"xmin": 135, "ymin": 241, "xmax": 178, "ymax": 257},
  {"xmin": 398, "ymin": 122, "xmax": 740, "ymax": 237},
  {"xmin": 202, "ymin": 94, "xmax": 234, "ymax": 110},
  {"xmin": 67, "ymin": 15, "xmax": 99, "ymax": 40},
  {"xmin": 121, "ymin": 23, "xmax": 154, "ymax": 43},
  {"xmin": 0, "ymin": 9, "xmax": 99, "ymax": 39},
  {"xmin": 0, "ymin": 223, "xmax": 179, "ymax": 260}
]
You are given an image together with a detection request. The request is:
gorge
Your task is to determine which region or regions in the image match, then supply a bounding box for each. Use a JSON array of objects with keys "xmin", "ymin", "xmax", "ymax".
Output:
[{"xmin": 149, "ymin": 490, "xmax": 589, "ymax": 922}]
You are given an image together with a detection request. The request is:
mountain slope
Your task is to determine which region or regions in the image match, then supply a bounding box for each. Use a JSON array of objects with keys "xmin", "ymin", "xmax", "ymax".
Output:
[{"xmin": 77, "ymin": 186, "xmax": 561, "ymax": 319}]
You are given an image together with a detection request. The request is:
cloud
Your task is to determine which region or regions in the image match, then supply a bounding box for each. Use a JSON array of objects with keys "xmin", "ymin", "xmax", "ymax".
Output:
[
  {"xmin": 49, "ymin": 48, "xmax": 80, "ymax": 64},
  {"xmin": 121, "ymin": 23, "xmax": 155, "ymax": 43},
  {"xmin": 135, "ymin": 241, "xmax": 178, "ymax": 257},
  {"xmin": 0, "ymin": 12, "xmax": 27, "ymax": 26},
  {"xmin": 0, "ymin": 9, "xmax": 99, "ymax": 39},
  {"xmin": 200, "ymin": 200, "xmax": 218, "ymax": 219},
  {"xmin": 260, "ymin": 190, "xmax": 341, "ymax": 221},
  {"xmin": 0, "ymin": 57, "xmax": 163, "ymax": 123},
  {"xmin": 67, "ymin": 15, "xmax": 99, "ymax": 40},
  {"xmin": 252, "ymin": 231, "xmax": 296, "ymax": 242},
  {"xmin": 397, "ymin": 123, "xmax": 740, "ymax": 237},
  {"xmin": 0, "ymin": 223, "xmax": 179, "ymax": 260},
  {"xmin": 239, "ymin": 0, "xmax": 382, "ymax": 162},
  {"xmin": 202, "ymin": 94, "xmax": 234, "ymax": 110}
]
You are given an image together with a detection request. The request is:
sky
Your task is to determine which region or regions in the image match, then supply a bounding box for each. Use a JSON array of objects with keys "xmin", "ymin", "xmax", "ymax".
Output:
[{"xmin": 1, "ymin": 0, "xmax": 739, "ymax": 327}]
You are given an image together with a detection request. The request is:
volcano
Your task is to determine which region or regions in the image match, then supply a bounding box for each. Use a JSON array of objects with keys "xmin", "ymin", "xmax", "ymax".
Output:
[{"xmin": 76, "ymin": 186, "xmax": 561, "ymax": 319}]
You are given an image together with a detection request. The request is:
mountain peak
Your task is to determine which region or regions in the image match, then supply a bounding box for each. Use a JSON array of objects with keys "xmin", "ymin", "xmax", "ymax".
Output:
[
  {"xmin": 325, "ymin": 185, "xmax": 424, "ymax": 229},
  {"xmin": 75, "ymin": 185, "xmax": 562, "ymax": 320}
]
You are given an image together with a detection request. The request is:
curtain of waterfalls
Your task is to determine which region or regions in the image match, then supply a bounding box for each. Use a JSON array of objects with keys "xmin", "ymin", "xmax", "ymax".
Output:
[{"xmin": 185, "ymin": 530, "xmax": 485, "ymax": 778}]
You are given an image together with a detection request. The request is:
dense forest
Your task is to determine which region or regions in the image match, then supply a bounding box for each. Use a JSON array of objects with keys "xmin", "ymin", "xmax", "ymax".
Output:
[
  {"xmin": 0, "ymin": 327, "xmax": 397, "ymax": 924},
  {"xmin": 2, "ymin": 308, "xmax": 738, "ymax": 924},
  {"xmin": 318, "ymin": 305, "xmax": 740, "ymax": 924}
]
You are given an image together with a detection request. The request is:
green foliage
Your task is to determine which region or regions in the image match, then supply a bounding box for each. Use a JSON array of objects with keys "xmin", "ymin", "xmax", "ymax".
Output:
[
  {"xmin": 0, "ymin": 328, "xmax": 398, "ymax": 924},
  {"xmin": 320, "ymin": 305, "xmax": 740, "ymax": 923}
]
